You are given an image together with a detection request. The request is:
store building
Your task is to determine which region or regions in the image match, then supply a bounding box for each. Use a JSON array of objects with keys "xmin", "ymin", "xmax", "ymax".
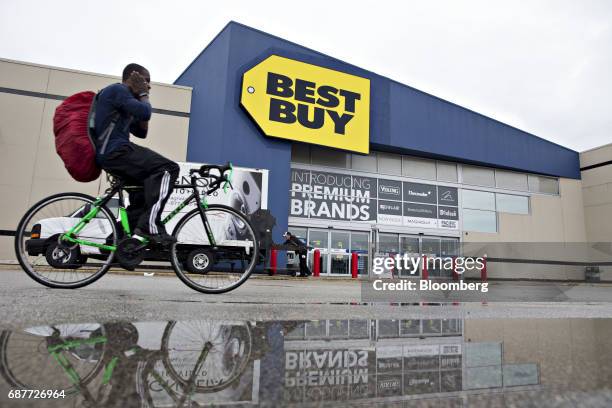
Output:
[
  {"xmin": 174, "ymin": 22, "xmax": 605, "ymax": 279},
  {"xmin": 1, "ymin": 21, "xmax": 611, "ymax": 279}
]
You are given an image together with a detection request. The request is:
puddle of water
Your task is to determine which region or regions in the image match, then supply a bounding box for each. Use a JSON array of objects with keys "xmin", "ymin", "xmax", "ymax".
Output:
[{"xmin": 0, "ymin": 318, "xmax": 611, "ymax": 407}]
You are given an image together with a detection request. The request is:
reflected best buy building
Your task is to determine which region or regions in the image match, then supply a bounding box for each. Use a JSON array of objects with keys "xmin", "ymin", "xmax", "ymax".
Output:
[{"xmin": 1, "ymin": 21, "xmax": 611, "ymax": 279}]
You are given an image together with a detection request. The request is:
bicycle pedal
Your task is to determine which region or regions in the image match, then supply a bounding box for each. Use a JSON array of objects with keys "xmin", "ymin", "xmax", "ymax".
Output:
[{"xmin": 116, "ymin": 238, "xmax": 146, "ymax": 270}]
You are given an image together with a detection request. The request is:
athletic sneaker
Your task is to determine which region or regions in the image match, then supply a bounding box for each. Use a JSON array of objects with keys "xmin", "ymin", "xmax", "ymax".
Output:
[{"xmin": 133, "ymin": 228, "xmax": 177, "ymax": 245}]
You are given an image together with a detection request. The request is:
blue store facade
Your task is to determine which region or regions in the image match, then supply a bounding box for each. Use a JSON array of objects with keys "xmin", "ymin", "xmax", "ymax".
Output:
[{"xmin": 175, "ymin": 22, "xmax": 580, "ymax": 276}]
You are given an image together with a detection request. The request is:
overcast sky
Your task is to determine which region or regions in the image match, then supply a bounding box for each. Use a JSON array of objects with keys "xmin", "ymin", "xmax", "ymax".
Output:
[{"xmin": 1, "ymin": 0, "xmax": 610, "ymax": 152}]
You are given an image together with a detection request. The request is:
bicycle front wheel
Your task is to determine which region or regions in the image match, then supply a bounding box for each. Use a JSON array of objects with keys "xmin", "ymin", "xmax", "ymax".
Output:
[
  {"xmin": 170, "ymin": 205, "xmax": 259, "ymax": 294},
  {"xmin": 14, "ymin": 193, "xmax": 117, "ymax": 289}
]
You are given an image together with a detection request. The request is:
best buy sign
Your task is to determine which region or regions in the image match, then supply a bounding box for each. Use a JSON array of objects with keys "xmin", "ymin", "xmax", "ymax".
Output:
[{"xmin": 241, "ymin": 55, "xmax": 370, "ymax": 154}]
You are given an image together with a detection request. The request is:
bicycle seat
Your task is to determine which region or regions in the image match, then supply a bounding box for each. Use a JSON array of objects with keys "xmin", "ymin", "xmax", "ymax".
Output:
[{"xmin": 105, "ymin": 172, "xmax": 143, "ymax": 190}]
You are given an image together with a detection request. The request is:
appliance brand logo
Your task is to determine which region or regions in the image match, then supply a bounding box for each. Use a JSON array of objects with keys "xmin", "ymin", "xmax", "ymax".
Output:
[
  {"xmin": 379, "ymin": 185, "xmax": 401, "ymax": 196},
  {"xmin": 439, "ymin": 208, "xmax": 457, "ymax": 218},
  {"xmin": 240, "ymin": 55, "xmax": 370, "ymax": 154},
  {"xmin": 440, "ymin": 190, "xmax": 454, "ymax": 201},
  {"xmin": 408, "ymin": 189, "xmax": 432, "ymax": 197}
]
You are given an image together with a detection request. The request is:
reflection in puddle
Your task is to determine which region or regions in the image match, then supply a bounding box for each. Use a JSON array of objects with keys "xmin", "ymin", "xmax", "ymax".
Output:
[{"xmin": 1, "ymin": 318, "xmax": 611, "ymax": 407}]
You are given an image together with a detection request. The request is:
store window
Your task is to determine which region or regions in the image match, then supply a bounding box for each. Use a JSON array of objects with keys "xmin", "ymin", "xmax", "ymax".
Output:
[
  {"xmin": 328, "ymin": 320, "xmax": 349, "ymax": 337},
  {"xmin": 378, "ymin": 233, "xmax": 399, "ymax": 253},
  {"xmin": 305, "ymin": 320, "xmax": 327, "ymax": 338},
  {"xmin": 351, "ymin": 232, "xmax": 370, "ymax": 275},
  {"xmin": 437, "ymin": 161, "xmax": 458, "ymax": 182},
  {"xmin": 462, "ymin": 188, "xmax": 497, "ymax": 232},
  {"xmin": 440, "ymin": 238, "xmax": 459, "ymax": 256},
  {"xmin": 403, "ymin": 156, "xmax": 436, "ymax": 180},
  {"xmin": 462, "ymin": 190, "xmax": 496, "ymax": 211},
  {"xmin": 496, "ymin": 194, "xmax": 529, "ymax": 214},
  {"xmin": 495, "ymin": 169, "xmax": 528, "ymax": 191},
  {"xmin": 377, "ymin": 152, "xmax": 402, "ymax": 175},
  {"xmin": 349, "ymin": 320, "xmax": 371, "ymax": 338},
  {"xmin": 351, "ymin": 152, "xmax": 377, "ymax": 172},
  {"xmin": 528, "ymin": 175, "xmax": 559, "ymax": 194},
  {"xmin": 288, "ymin": 227, "xmax": 307, "ymax": 241},
  {"xmin": 463, "ymin": 209, "xmax": 497, "ymax": 233},
  {"xmin": 291, "ymin": 143, "xmax": 310, "ymax": 164},
  {"xmin": 310, "ymin": 145, "xmax": 350, "ymax": 168},
  {"xmin": 462, "ymin": 165, "xmax": 495, "ymax": 187},
  {"xmin": 378, "ymin": 320, "xmax": 400, "ymax": 338}
]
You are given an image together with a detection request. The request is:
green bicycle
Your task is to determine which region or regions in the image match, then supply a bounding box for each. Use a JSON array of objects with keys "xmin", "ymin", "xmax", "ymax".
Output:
[{"xmin": 14, "ymin": 162, "xmax": 259, "ymax": 294}]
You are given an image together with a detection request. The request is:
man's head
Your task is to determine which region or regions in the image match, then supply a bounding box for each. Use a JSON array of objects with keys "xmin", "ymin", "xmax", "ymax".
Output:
[
  {"xmin": 283, "ymin": 231, "xmax": 291, "ymax": 239},
  {"xmin": 122, "ymin": 63, "xmax": 150, "ymax": 83}
]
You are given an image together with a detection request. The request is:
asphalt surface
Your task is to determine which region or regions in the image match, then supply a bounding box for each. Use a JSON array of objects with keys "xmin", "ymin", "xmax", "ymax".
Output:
[
  {"xmin": 2, "ymin": 269, "xmax": 612, "ymax": 407},
  {"xmin": 1, "ymin": 269, "xmax": 612, "ymax": 329}
]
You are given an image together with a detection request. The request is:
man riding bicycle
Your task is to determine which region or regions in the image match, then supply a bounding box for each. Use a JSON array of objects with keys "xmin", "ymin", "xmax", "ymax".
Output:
[{"xmin": 95, "ymin": 63, "xmax": 179, "ymax": 245}]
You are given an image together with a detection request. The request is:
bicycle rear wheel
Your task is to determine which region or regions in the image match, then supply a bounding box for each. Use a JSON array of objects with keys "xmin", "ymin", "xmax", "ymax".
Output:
[
  {"xmin": 169, "ymin": 205, "xmax": 259, "ymax": 294},
  {"xmin": 14, "ymin": 193, "xmax": 117, "ymax": 289}
]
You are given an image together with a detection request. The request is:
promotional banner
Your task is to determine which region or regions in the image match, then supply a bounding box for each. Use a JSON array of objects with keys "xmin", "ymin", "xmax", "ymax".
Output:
[
  {"xmin": 289, "ymin": 169, "xmax": 376, "ymax": 222},
  {"xmin": 289, "ymin": 168, "xmax": 458, "ymax": 229},
  {"xmin": 163, "ymin": 162, "xmax": 268, "ymax": 234}
]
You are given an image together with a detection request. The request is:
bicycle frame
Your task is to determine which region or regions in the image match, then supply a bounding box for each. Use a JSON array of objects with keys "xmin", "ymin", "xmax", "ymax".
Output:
[
  {"xmin": 60, "ymin": 171, "xmax": 231, "ymax": 252},
  {"xmin": 46, "ymin": 332, "xmax": 213, "ymax": 407}
]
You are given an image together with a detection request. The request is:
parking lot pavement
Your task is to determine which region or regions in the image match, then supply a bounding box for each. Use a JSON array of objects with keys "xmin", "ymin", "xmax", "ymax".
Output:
[{"xmin": 2, "ymin": 269, "xmax": 612, "ymax": 329}]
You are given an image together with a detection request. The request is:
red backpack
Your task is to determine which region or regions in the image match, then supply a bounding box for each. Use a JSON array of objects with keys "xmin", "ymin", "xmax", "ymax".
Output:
[{"xmin": 53, "ymin": 91, "xmax": 118, "ymax": 182}]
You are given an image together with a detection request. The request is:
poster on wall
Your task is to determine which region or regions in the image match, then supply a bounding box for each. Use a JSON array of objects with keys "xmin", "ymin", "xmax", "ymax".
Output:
[
  {"xmin": 289, "ymin": 169, "xmax": 376, "ymax": 222},
  {"xmin": 289, "ymin": 168, "xmax": 459, "ymax": 229},
  {"xmin": 163, "ymin": 162, "xmax": 268, "ymax": 234}
]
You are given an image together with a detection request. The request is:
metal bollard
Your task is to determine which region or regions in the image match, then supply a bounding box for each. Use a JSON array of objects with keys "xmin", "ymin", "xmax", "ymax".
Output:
[
  {"xmin": 422, "ymin": 255, "xmax": 429, "ymax": 280},
  {"xmin": 313, "ymin": 249, "xmax": 321, "ymax": 277},
  {"xmin": 269, "ymin": 249, "xmax": 277, "ymax": 276},
  {"xmin": 351, "ymin": 252, "xmax": 358, "ymax": 279},
  {"xmin": 452, "ymin": 256, "xmax": 459, "ymax": 281}
]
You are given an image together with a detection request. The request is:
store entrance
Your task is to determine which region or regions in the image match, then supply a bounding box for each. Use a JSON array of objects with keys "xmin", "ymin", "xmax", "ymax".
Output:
[
  {"xmin": 288, "ymin": 227, "xmax": 370, "ymax": 276},
  {"xmin": 378, "ymin": 233, "xmax": 460, "ymax": 279}
]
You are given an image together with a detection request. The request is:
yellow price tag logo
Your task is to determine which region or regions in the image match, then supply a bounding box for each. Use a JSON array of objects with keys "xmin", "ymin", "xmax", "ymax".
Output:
[{"xmin": 241, "ymin": 55, "xmax": 370, "ymax": 154}]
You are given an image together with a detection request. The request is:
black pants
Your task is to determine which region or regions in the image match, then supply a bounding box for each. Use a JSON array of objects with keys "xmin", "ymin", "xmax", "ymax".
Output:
[
  {"xmin": 100, "ymin": 143, "xmax": 179, "ymax": 235},
  {"xmin": 298, "ymin": 251, "xmax": 311, "ymax": 276}
]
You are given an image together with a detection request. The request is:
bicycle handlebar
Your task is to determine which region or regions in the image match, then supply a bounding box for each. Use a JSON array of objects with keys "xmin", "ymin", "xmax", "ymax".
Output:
[{"xmin": 189, "ymin": 162, "xmax": 234, "ymax": 193}]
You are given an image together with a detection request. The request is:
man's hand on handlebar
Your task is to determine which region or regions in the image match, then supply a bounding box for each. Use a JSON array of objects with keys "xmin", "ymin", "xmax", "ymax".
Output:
[{"xmin": 188, "ymin": 162, "xmax": 233, "ymax": 193}]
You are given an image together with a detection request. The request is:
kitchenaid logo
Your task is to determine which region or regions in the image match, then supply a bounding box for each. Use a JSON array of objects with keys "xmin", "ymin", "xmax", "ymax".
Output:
[
  {"xmin": 241, "ymin": 55, "xmax": 370, "ymax": 154},
  {"xmin": 379, "ymin": 185, "xmax": 401, "ymax": 196},
  {"xmin": 440, "ymin": 190, "xmax": 453, "ymax": 201}
]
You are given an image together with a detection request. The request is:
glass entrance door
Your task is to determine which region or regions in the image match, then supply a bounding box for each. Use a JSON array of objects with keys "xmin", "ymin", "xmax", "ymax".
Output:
[
  {"xmin": 350, "ymin": 231, "xmax": 369, "ymax": 276},
  {"xmin": 305, "ymin": 229, "xmax": 371, "ymax": 276},
  {"xmin": 399, "ymin": 235, "xmax": 420, "ymax": 277},
  {"xmin": 421, "ymin": 237, "xmax": 442, "ymax": 278},
  {"xmin": 308, "ymin": 229, "xmax": 328, "ymax": 275},
  {"xmin": 330, "ymin": 231, "xmax": 350, "ymax": 275},
  {"xmin": 376, "ymin": 233, "xmax": 461, "ymax": 279}
]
